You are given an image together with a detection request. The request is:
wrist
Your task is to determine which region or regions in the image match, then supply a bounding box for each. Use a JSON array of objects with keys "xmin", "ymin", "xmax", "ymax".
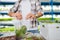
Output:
[
  {"xmin": 36, "ymin": 12, "xmax": 43, "ymax": 18},
  {"xmin": 35, "ymin": 14, "xmax": 40, "ymax": 18},
  {"xmin": 9, "ymin": 12, "xmax": 14, "ymax": 17}
]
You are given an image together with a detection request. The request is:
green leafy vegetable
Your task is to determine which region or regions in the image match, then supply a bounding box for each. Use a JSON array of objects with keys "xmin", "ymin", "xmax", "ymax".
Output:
[{"xmin": 16, "ymin": 25, "xmax": 27, "ymax": 37}]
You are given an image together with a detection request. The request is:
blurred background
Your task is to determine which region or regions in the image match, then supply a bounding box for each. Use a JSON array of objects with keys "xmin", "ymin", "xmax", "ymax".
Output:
[{"xmin": 0, "ymin": 0, "xmax": 60, "ymax": 40}]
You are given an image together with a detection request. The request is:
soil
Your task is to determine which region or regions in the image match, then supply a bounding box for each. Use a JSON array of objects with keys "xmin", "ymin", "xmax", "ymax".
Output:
[{"xmin": 0, "ymin": 36, "xmax": 16, "ymax": 40}]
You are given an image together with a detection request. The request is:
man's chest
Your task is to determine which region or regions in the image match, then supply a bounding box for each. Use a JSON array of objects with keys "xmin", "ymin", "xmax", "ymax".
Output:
[
  {"xmin": 20, "ymin": 0, "xmax": 36, "ymax": 8},
  {"xmin": 20, "ymin": 0, "xmax": 31, "ymax": 13}
]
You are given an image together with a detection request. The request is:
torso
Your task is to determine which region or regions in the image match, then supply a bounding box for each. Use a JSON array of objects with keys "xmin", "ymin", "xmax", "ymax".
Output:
[
  {"xmin": 20, "ymin": 0, "xmax": 31, "ymax": 20},
  {"xmin": 20, "ymin": 0, "xmax": 32, "ymax": 29}
]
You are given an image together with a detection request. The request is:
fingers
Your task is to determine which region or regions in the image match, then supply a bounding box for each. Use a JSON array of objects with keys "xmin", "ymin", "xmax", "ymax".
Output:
[
  {"xmin": 26, "ymin": 14, "xmax": 31, "ymax": 19},
  {"xmin": 8, "ymin": 12, "xmax": 15, "ymax": 17},
  {"xmin": 31, "ymin": 14, "xmax": 36, "ymax": 19},
  {"xmin": 16, "ymin": 15, "xmax": 22, "ymax": 20},
  {"xmin": 26, "ymin": 13, "xmax": 36, "ymax": 20},
  {"xmin": 16, "ymin": 13, "xmax": 22, "ymax": 20},
  {"xmin": 15, "ymin": 12, "xmax": 22, "ymax": 20}
]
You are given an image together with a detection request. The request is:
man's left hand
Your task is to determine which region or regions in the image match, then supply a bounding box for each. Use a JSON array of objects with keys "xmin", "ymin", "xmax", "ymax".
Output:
[
  {"xmin": 26, "ymin": 13, "xmax": 36, "ymax": 19},
  {"xmin": 26, "ymin": 12, "xmax": 43, "ymax": 20},
  {"xmin": 35, "ymin": 12, "xmax": 43, "ymax": 18}
]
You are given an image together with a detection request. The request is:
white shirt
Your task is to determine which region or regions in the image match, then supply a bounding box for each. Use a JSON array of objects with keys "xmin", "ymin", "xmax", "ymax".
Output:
[
  {"xmin": 10, "ymin": 0, "xmax": 43, "ymax": 15},
  {"xmin": 10, "ymin": 0, "xmax": 43, "ymax": 30},
  {"xmin": 20, "ymin": 0, "xmax": 31, "ymax": 20}
]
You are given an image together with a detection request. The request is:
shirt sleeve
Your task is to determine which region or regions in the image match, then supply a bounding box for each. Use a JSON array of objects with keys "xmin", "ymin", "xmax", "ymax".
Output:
[
  {"xmin": 30, "ymin": 0, "xmax": 44, "ymax": 14},
  {"xmin": 30, "ymin": 0, "xmax": 36, "ymax": 14},
  {"xmin": 36, "ymin": 0, "xmax": 44, "ymax": 14},
  {"xmin": 10, "ymin": 0, "xmax": 21, "ymax": 13}
]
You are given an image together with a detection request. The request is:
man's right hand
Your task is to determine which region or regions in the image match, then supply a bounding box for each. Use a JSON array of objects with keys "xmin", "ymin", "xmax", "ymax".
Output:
[{"xmin": 9, "ymin": 12, "xmax": 22, "ymax": 20}]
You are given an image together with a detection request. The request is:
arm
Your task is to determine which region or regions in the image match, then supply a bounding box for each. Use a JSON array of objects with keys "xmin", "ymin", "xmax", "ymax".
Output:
[
  {"xmin": 36, "ymin": 0, "xmax": 44, "ymax": 18},
  {"xmin": 8, "ymin": 0, "xmax": 21, "ymax": 17},
  {"xmin": 30, "ymin": 0, "xmax": 43, "ymax": 18}
]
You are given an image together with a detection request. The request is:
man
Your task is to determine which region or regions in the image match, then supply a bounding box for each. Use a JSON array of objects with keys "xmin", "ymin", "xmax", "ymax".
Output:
[
  {"xmin": 9, "ymin": 0, "xmax": 43, "ymax": 28},
  {"xmin": 9, "ymin": 0, "xmax": 43, "ymax": 20}
]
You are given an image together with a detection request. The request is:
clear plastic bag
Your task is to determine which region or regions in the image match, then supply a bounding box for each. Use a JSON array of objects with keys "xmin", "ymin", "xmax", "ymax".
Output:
[{"xmin": 12, "ymin": 18, "xmax": 32, "ymax": 40}]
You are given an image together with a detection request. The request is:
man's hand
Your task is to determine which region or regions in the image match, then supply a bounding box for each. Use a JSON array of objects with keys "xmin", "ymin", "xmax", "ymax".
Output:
[
  {"xmin": 36, "ymin": 12, "xmax": 43, "ymax": 18},
  {"xmin": 26, "ymin": 12, "xmax": 43, "ymax": 19},
  {"xmin": 9, "ymin": 12, "xmax": 22, "ymax": 20},
  {"xmin": 9, "ymin": 12, "xmax": 15, "ymax": 17},
  {"xmin": 15, "ymin": 12, "xmax": 22, "ymax": 20},
  {"xmin": 26, "ymin": 13, "xmax": 36, "ymax": 19}
]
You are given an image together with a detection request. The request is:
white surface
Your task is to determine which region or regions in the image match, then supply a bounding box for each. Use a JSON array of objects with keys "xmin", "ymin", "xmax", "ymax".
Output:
[{"xmin": 40, "ymin": 23, "xmax": 60, "ymax": 40}]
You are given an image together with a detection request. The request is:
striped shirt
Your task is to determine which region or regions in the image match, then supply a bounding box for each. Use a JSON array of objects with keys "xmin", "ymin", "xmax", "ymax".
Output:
[{"xmin": 10, "ymin": 0, "xmax": 43, "ymax": 14}]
